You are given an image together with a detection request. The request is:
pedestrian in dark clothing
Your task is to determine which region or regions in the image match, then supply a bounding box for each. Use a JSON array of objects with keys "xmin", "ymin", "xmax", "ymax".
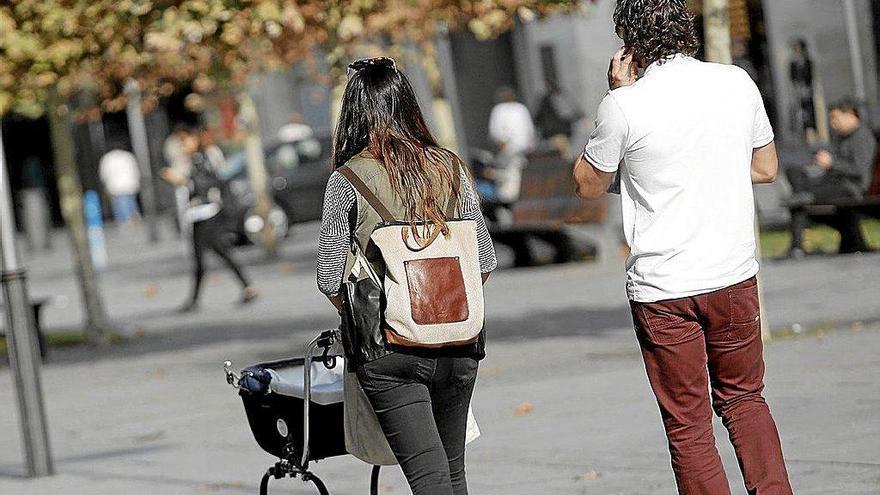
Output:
[
  {"xmin": 160, "ymin": 129, "xmax": 258, "ymax": 312},
  {"xmin": 787, "ymin": 97, "xmax": 878, "ymax": 256},
  {"xmin": 789, "ymin": 39, "xmax": 817, "ymax": 142},
  {"xmin": 534, "ymin": 78, "xmax": 584, "ymax": 140}
]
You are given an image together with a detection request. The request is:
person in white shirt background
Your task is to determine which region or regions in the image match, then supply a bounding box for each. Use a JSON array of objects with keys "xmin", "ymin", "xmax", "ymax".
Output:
[
  {"xmin": 487, "ymin": 86, "xmax": 536, "ymax": 224},
  {"xmin": 98, "ymin": 146, "xmax": 141, "ymax": 226},
  {"xmin": 573, "ymin": 1, "xmax": 793, "ymax": 494},
  {"xmin": 277, "ymin": 111, "xmax": 315, "ymax": 143}
]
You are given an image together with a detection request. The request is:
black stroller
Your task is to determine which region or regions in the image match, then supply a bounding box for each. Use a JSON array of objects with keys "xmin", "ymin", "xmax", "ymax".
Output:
[{"xmin": 224, "ymin": 329, "xmax": 383, "ymax": 495}]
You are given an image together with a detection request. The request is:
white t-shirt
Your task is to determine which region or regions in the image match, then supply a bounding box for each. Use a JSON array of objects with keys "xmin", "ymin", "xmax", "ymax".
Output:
[
  {"xmin": 584, "ymin": 55, "xmax": 774, "ymax": 303},
  {"xmin": 98, "ymin": 149, "xmax": 141, "ymax": 196},
  {"xmin": 489, "ymin": 101, "xmax": 536, "ymax": 156}
]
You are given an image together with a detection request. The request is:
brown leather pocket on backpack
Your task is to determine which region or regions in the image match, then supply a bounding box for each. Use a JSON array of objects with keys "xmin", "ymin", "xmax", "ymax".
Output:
[{"xmin": 404, "ymin": 257, "xmax": 469, "ymax": 325}]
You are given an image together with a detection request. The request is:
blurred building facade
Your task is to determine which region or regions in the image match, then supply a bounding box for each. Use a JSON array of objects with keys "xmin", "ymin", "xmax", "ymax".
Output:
[
  {"xmin": 762, "ymin": 0, "xmax": 880, "ymax": 141},
  {"xmin": 444, "ymin": 0, "xmax": 880, "ymax": 148}
]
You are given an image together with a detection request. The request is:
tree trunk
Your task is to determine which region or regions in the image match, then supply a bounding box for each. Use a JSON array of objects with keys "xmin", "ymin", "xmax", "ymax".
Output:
[
  {"xmin": 124, "ymin": 79, "xmax": 160, "ymax": 244},
  {"xmin": 237, "ymin": 89, "xmax": 279, "ymax": 257},
  {"xmin": 46, "ymin": 88, "xmax": 111, "ymax": 342},
  {"xmin": 703, "ymin": 0, "xmax": 732, "ymax": 64}
]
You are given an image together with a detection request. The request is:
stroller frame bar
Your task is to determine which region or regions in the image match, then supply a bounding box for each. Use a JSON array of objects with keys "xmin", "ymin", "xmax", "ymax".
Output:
[{"xmin": 300, "ymin": 329, "xmax": 340, "ymax": 469}]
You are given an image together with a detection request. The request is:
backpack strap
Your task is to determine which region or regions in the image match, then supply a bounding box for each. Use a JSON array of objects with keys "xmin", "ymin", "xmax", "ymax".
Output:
[
  {"xmin": 339, "ymin": 156, "xmax": 462, "ymax": 221},
  {"xmin": 338, "ymin": 166, "xmax": 395, "ymax": 222},
  {"xmin": 445, "ymin": 156, "xmax": 462, "ymax": 218}
]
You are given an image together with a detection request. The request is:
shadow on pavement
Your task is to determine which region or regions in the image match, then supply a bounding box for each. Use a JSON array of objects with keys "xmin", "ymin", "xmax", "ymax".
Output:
[
  {"xmin": 0, "ymin": 445, "xmax": 171, "ymax": 480},
  {"xmin": 14, "ymin": 305, "xmax": 633, "ymax": 367},
  {"xmin": 55, "ymin": 470, "xmax": 253, "ymax": 494},
  {"xmin": 486, "ymin": 306, "xmax": 632, "ymax": 340}
]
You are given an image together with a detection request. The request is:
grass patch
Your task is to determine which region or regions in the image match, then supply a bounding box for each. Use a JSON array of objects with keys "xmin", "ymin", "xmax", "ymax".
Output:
[
  {"xmin": 768, "ymin": 319, "xmax": 878, "ymax": 341},
  {"xmin": 0, "ymin": 330, "xmax": 124, "ymax": 355},
  {"xmin": 759, "ymin": 218, "xmax": 880, "ymax": 258}
]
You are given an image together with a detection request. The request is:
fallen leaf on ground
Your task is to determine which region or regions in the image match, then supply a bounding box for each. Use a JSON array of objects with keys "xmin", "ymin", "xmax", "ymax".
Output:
[
  {"xmin": 575, "ymin": 470, "xmax": 601, "ymax": 481},
  {"xmin": 197, "ymin": 481, "xmax": 245, "ymax": 492},
  {"xmin": 514, "ymin": 402, "xmax": 534, "ymax": 416}
]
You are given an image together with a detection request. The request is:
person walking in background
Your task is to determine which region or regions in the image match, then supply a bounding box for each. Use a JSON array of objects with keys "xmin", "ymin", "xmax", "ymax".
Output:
[
  {"xmin": 199, "ymin": 126, "xmax": 228, "ymax": 175},
  {"xmin": 787, "ymin": 97, "xmax": 877, "ymax": 257},
  {"xmin": 317, "ymin": 57, "xmax": 496, "ymax": 495},
  {"xmin": 789, "ymin": 38, "xmax": 818, "ymax": 144},
  {"xmin": 164, "ymin": 124, "xmax": 195, "ymax": 233},
  {"xmin": 163, "ymin": 124, "xmax": 192, "ymax": 177},
  {"xmin": 573, "ymin": 1, "xmax": 793, "ymax": 494},
  {"xmin": 19, "ymin": 155, "xmax": 52, "ymax": 250},
  {"xmin": 485, "ymin": 86, "xmax": 535, "ymax": 225},
  {"xmin": 277, "ymin": 111, "xmax": 315, "ymax": 142},
  {"xmin": 160, "ymin": 128, "xmax": 258, "ymax": 312},
  {"xmin": 98, "ymin": 146, "xmax": 141, "ymax": 226},
  {"xmin": 534, "ymin": 77, "xmax": 584, "ymax": 158},
  {"xmin": 489, "ymin": 86, "xmax": 536, "ymax": 159}
]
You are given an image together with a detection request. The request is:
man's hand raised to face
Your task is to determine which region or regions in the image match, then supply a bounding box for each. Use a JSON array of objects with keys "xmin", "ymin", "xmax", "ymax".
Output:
[{"xmin": 608, "ymin": 47, "xmax": 639, "ymax": 90}]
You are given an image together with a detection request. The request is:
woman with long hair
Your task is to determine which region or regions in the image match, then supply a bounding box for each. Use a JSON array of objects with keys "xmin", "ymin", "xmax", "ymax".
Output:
[{"xmin": 317, "ymin": 57, "xmax": 496, "ymax": 495}]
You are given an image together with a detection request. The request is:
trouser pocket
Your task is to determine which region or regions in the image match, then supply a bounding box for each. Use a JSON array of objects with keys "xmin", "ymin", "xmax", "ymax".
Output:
[{"xmin": 631, "ymin": 298, "xmax": 699, "ymax": 346}]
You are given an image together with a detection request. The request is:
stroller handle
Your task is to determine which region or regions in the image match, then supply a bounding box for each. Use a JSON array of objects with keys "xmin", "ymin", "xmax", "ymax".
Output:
[
  {"xmin": 223, "ymin": 361, "xmax": 240, "ymax": 388},
  {"xmin": 301, "ymin": 329, "xmax": 342, "ymax": 469}
]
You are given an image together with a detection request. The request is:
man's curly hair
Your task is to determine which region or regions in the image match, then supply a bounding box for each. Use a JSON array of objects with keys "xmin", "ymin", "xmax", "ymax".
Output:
[{"xmin": 613, "ymin": 0, "xmax": 699, "ymax": 66}]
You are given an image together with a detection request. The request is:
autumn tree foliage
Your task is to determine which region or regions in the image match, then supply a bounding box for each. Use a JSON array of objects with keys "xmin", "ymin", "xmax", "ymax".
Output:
[{"xmin": 0, "ymin": 1, "xmax": 579, "ymax": 116}]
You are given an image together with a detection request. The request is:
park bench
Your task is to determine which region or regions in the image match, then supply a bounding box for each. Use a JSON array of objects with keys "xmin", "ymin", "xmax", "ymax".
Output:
[
  {"xmin": 0, "ymin": 297, "xmax": 50, "ymax": 360},
  {"xmin": 487, "ymin": 148, "xmax": 603, "ymax": 266},
  {"xmin": 798, "ymin": 149, "xmax": 880, "ymax": 224}
]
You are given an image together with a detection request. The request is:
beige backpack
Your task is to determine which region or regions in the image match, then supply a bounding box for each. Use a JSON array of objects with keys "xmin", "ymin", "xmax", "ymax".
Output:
[{"xmin": 338, "ymin": 160, "xmax": 484, "ymax": 348}]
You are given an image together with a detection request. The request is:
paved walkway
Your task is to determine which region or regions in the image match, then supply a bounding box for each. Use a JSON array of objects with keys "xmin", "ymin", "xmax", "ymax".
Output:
[
  {"xmin": 1, "ymin": 223, "xmax": 878, "ymax": 494},
  {"xmin": 1, "ymin": 323, "xmax": 877, "ymax": 494}
]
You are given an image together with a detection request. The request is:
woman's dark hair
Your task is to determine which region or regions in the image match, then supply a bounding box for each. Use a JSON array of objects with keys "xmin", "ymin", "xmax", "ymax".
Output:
[
  {"xmin": 332, "ymin": 61, "xmax": 458, "ymax": 237},
  {"xmin": 613, "ymin": 0, "xmax": 699, "ymax": 66}
]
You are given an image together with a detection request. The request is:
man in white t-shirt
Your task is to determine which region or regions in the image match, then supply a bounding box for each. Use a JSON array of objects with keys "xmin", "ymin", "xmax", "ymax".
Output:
[
  {"xmin": 573, "ymin": 2, "xmax": 792, "ymax": 494},
  {"xmin": 98, "ymin": 148, "xmax": 141, "ymax": 225}
]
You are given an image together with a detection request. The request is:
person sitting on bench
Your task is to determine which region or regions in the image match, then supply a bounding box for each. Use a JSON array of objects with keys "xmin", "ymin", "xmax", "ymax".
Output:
[{"xmin": 787, "ymin": 97, "xmax": 878, "ymax": 256}]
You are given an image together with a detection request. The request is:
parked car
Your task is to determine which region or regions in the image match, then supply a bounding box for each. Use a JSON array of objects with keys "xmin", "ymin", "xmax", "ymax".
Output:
[{"xmin": 221, "ymin": 134, "xmax": 333, "ymax": 244}]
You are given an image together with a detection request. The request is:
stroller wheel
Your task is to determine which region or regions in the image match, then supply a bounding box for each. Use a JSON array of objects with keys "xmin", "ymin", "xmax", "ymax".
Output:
[
  {"xmin": 259, "ymin": 467, "xmax": 330, "ymax": 495},
  {"xmin": 259, "ymin": 468, "xmax": 274, "ymax": 495},
  {"xmin": 370, "ymin": 465, "xmax": 381, "ymax": 495},
  {"xmin": 302, "ymin": 472, "xmax": 330, "ymax": 495}
]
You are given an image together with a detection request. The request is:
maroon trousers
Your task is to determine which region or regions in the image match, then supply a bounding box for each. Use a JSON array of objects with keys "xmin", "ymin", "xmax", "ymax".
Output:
[{"xmin": 630, "ymin": 277, "xmax": 793, "ymax": 495}]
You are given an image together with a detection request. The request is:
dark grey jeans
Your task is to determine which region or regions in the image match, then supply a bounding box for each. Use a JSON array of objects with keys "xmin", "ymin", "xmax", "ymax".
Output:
[{"xmin": 356, "ymin": 353, "xmax": 479, "ymax": 495}]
